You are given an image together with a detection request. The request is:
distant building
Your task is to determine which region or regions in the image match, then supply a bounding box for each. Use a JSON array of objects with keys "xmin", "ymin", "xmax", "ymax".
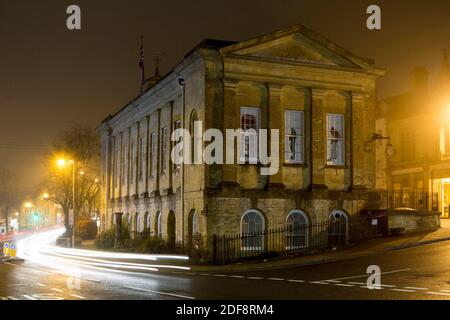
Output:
[
  {"xmin": 376, "ymin": 50, "xmax": 450, "ymax": 218},
  {"xmin": 97, "ymin": 24, "xmax": 385, "ymax": 253}
]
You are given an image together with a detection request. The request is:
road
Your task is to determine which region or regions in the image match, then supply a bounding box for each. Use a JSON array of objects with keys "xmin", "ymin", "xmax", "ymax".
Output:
[{"xmin": 1, "ymin": 228, "xmax": 450, "ymax": 300}]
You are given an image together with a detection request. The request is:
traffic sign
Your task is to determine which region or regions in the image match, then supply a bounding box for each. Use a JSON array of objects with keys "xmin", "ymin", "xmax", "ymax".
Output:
[
  {"xmin": 10, "ymin": 244, "xmax": 17, "ymax": 258},
  {"xmin": 3, "ymin": 242, "xmax": 10, "ymax": 256}
]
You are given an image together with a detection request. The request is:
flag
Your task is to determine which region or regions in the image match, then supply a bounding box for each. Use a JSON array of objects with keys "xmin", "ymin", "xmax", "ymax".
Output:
[{"xmin": 139, "ymin": 36, "xmax": 145, "ymax": 93}]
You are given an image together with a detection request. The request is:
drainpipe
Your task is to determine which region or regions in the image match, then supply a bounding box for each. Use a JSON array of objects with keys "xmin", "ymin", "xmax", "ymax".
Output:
[{"xmin": 178, "ymin": 77, "xmax": 186, "ymax": 250}]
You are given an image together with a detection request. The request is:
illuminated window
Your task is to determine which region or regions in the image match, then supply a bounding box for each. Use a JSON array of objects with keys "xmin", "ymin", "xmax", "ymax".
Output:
[
  {"xmin": 285, "ymin": 110, "xmax": 304, "ymax": 163},
  {"xmin": 240, "ymin": 107, "xmax": 260, "ymax": 163},
  {"xmin": 400, "ymin": 131, "xmax": 415, "ymax": 162},
  {"xmin": 326, "ymin": 114, "xmax": 345, "ymax": 165}
]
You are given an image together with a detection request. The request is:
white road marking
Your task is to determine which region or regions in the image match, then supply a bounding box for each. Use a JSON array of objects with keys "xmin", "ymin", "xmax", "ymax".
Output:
[
  {"xmin": 267, "ymin": 278, "xmax": 284, "ymax": 281},
  {"xmin": 7, "ymin": 296, "xmax": 19, "ymax": 300},
  {"xmin": 440, "ymin": 290, "xmax": 450, "ymax": 293},
  {"xmin": 199, "ymin": 273, "xmax": 211, "ymax": 276},
  {"xmin": 326, "ymin": 280, "xmax": 342, "ymax": 283},
  {"xmin": 51, "ymin": 288, "xmax": 63, "ymax": 293},
  {"xmin": 348, "ymin": 282, "xmax": 366, "ymax": 285},
  {"xmin": 229, "ymin": 275, "xmax": 245, "ymax": 279},
  {"xmin": 426, "ymin": 291, "xmax": 450, "ymax": 296},
  {"xmin": 324, "ymin": 268, "xmax": 410, "ymax": 282},
  {"xmin": 22, "ymin": 295, "xmax": 37, "ymax": 300},
  {"xmin": 125, "ymin": 286, "xmax": 195, "ymax": 300},
  {"xmin": 335, "ymin": 283, "xmax": 354, "ymax": 287},
  {"xmin": 391, "ymin": 288, "xmax": 415, "ymax": 293},
  {"xmin": 36, "ymin": 283, "xmax": 46, "ymax": 287},
  {"xmin": 70, "ymin": 294, "xmax": 86, "ymax": 299},
  {"xmin": 404, "ymin": 287, "xmax": 427, "ymax": 291},
  {"xmin": 380, "ymin": 284, "xmax": 396, "ymax": 288},
  {"xmin": 288, "ymin": 279, "xmax": 305, "ymax": 283},
  {"xmin": 247, "ymin": 277, "xmax": 264, "ymax": 280},
  {"xmin": 309, "ymin": 281, "xmax": 329, "ymax": 285},
  {"xmin": 213, "ymin": 274, "xmax": 227, "ymax": 277}
]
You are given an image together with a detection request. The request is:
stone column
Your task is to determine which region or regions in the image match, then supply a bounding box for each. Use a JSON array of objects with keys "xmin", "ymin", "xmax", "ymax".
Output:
[
  {"xmin": 350, "ymin": 92, "xmax": 365, "ymax": 189},
  {"xmin": 156, "ymin": 108, "xmax": 162, "ymax": 193},
  {"xmin": 311, "ymin": 88, "xmax": 327, "ymax": 189},
  {"xmin": 144, "ymin": 115, "xmax": 150, "ymax": 197},
  {"xmin": 222, "ymin": 80, "xmax": 239, "ymax": 186},
  {"xmin": 114, "ymin": 212, "xmax": 124, "ymax": 248},
  {"xmin": 267, "ymin": 84, "xmax": 283, "ymax": 187}
]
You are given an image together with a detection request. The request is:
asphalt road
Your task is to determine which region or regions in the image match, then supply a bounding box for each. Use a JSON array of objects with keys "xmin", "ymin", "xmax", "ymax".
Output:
[{"xmin": 2, "ymin": 229, "xmax": 450, "ymax": 300}]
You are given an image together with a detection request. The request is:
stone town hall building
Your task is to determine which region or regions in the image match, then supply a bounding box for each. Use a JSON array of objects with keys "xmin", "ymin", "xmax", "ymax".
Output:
[{"xmin": 97, "ymin": 24, "xmax": 384, "ymax": 252}]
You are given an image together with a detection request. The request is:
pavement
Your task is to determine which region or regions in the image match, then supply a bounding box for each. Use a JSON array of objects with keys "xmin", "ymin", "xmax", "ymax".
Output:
[{"xmin": 190, "ymin": 219, "xmax": 450, "ymax": 272}]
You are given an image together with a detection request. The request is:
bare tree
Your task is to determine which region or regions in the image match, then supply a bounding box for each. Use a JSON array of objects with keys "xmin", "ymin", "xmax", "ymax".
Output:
[
  {"xmin": 43, "ymin": 124, "xmax": 100, "ymax": 236},
  {"xmin": 0, "ymin": 167, "xmax": 20, "ymax": 234}
]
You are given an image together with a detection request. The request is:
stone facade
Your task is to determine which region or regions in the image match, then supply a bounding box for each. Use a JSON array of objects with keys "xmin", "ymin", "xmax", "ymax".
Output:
[{"xmin": 97, "ymin": 24, "xmax": 384, "ymax": 253}]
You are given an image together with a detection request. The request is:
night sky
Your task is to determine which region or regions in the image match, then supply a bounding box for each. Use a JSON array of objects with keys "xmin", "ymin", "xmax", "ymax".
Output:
[{"xmin": 1, "ymin": 0, "xmax": 449, "ymax": 193}]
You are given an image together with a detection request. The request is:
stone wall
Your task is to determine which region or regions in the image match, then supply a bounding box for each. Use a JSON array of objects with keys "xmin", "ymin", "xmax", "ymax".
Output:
[{"xmin": 388, "ymin": 212, "xmax": 441, "ymax": 233}]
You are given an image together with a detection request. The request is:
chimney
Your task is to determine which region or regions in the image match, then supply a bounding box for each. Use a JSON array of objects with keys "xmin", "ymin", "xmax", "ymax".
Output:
[{"xmin": 410, "ymin": 66, "xmax": 429, "ymax": 93}]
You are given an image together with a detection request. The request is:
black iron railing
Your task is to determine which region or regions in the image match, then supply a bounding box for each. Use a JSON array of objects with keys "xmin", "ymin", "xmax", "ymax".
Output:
[
  {"xmin": 213, "ymin": 219, "xmax": 352, "ymax": 265},
  {"xmin": 381, "ymin": 190, "xmax": 439, "ymax": 213}
]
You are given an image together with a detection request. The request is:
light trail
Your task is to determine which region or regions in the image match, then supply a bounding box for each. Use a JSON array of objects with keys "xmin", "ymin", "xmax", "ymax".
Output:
[{"xmin": 16, "ymin": 228, "xmax": 191, "ymax": 276}]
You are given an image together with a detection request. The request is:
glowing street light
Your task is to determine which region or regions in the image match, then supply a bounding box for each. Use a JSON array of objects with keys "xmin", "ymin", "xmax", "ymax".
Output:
[{"xmin": 24, "ymin": 202, "xmax": 33, "ymax": 208}]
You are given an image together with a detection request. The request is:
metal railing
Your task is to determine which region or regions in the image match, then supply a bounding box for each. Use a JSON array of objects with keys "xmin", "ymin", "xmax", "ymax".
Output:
[
  {"xmin": 381, "ymin": 189, "xmax": 439, "ymax": 213},
  {"xmin": 213, "ymin": 219, "xmax": 352, "ymax": 265}
]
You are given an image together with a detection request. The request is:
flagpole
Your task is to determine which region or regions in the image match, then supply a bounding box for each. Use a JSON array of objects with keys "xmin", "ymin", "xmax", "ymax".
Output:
[{"xmin": 139, "ymin": 36, "xmax": 145, "ymax": 94}]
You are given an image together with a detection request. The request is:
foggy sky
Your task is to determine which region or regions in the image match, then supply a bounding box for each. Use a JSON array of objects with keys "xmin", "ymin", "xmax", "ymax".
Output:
[{"xmin": 1, "ymin": 0, "xmax": 449, "ymax": 193}]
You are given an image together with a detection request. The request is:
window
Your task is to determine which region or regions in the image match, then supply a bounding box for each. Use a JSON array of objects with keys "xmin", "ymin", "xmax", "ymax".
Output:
[
  {"xmin": 150, "ymin": 132, "xmax": 157, "ymax": 177},
  {"xmin": 285, "ymin": 110, "xmax": 304, "ymax": 163},
  {"xmin": 442, "ymin": 127, "xmax": 450, "ymax": 157},
  {"xmin": 130, "ymin": 142, "xmax": 135, "ymax": 183},
  {"xmin": 174, "ymin": 120, "xmax": 182, "ymax": 168},
  {"xmin": 326, "ymin": 114, "xmax": 345, "ymax": 165},
  {"xmin": 190, "ymin": 111, "xmax": 200, "ymax": 164},
  {"xmin": 286, "ymin": 210, "xmax": 308, "ymax": 249},
  {"xmin": 139, "ymin": 137, "xmax": 145, "ymax": 180},
  {"xmin": 161, "ymin": 127, "xmax": 168, "ymax": 173},
  {"xmin": 240, "ymin": 107, "xmax": 260, "ymax": 163},
  {"xmin": 328, "ymin": 210, "xmax": 348, "ymax": 246},
  {"xmin": 241, "ymin": 210, "xmax": 265, "ymax": 250},
  {"xmin": 401, "ymin": 131, "xmax": 415, "ymax": 162},
  {"xmin": 155, "ymin": 211, "xmax": 162, "ymax": 238},
  {"xmin": 135, "ymin": 213, "xmax": 141, "ymax": 233}
]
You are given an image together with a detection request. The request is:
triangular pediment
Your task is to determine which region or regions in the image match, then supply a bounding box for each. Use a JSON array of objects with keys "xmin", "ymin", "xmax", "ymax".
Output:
[{"xmin": 220, "ymin": 24, "xmax": 384, "ymax": 75}]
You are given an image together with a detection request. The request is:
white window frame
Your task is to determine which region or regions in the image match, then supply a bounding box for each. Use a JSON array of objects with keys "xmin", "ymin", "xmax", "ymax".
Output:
[
  {"xmin": 156, "ymin": 212, "xmax": 162, "ymax": 238},
  {"xmin": 328, "ymin": 210, "xmax": 349, "ymax": 245},
  {"xmin": 161, "ymin": 127, "xmax": 168, "ymax": 174},
  {"xmin": 326, "ymin": 113, "xmax": 345, "ymax": 166},
  {"xmin": 150, "ymin": 132, "xmax": 157, "ymax": 177},
  {"xmin": 240, "ymin": 107, "xmax": 261, "ymax": 164},
  {"xmin": 285, "ymin": 210, "xmax": 309, "ymax": 249},
  {"xmin": 240, "ymin": 209, "xmax": 265, "ymax": 251},
  {"xmin": 284, "ymin": 110, "xmax": 304, "ymax": 164},
  {"xmin": 139, "ymin": 137, "xmax": 145, "ymax": 180}
]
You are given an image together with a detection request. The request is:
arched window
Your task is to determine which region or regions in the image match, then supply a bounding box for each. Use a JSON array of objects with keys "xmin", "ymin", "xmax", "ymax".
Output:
[
  {"xmin": 240, "ymin": 210, "xmax": 265, "ymax": 250},
  {"xmin": 144, "ymin": 212, "xmax": 149, "ymax": 230},
  {"xmin": 155, "ymin": 211, "xmax": 162, "ymax": 238},
  {"xmin": 136, "ymin": 213, "xmax": 141, "ymax": 233},
  {"xmin": 328, "ymin": 210, "xmax": 349, "ymax": 246},
  {"xmin": 190, "ymin": 110, "xmax": 199, "ymax": 164},
  {"xmin": 167, "ymin": 211, "xmax": 176, "ymax": 247},
  {"xmin": 188, "ymin": 210, "xmax": 200, "ymax": 248},
  {"xmin": 286, "ymin": 210, "xmax": 309, "ymax": 249}
]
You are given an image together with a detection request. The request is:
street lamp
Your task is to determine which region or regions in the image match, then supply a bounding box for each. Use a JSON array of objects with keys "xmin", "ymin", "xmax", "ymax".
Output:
[{"xmin": 56, "ymin": 158, "xmax": 76, "ymax": 248}]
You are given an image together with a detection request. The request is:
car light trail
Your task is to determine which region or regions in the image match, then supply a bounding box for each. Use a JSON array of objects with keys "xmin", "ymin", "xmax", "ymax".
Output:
[{"xmin": 16, "ymin": 228, "xmax": 191, "ymax": 276}]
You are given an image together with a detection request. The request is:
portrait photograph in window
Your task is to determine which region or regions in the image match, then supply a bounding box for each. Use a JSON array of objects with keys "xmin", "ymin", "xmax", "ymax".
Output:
[
  {"xmin": 240, "ymin": 107, "xmax": 260, "ymax": 163},
  {"xmin": 326, "ymin": 113, "xmax": 345, "ymax": 165},
  {"xmin": 285, "ymin": 110, "xmax": 304, "ymax": 164}
]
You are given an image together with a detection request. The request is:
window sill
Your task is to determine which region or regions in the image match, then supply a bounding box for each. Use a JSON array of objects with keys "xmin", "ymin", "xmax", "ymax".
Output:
[
  {"xmin": 325, "ymin": 164, "xmax": 347, "ymax": 169},
  {"xmin": 284, "ymin": 162, "xmax": 307, "ymax": 167}
]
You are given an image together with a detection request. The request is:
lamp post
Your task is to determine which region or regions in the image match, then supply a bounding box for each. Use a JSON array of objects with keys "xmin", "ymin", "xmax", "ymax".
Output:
[{"xmin": 57, "ymin": 158, "xmax": 76, "ymax": 248}]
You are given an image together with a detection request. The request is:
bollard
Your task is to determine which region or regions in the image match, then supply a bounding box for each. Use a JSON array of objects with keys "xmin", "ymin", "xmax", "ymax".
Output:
[
  {"xmin": 10, "ymin": 244, "xmax": 17, "ymax": 258},
  {"xmin": 3, "ymin": 242, "xmax": 10, "ymax": 257}
]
